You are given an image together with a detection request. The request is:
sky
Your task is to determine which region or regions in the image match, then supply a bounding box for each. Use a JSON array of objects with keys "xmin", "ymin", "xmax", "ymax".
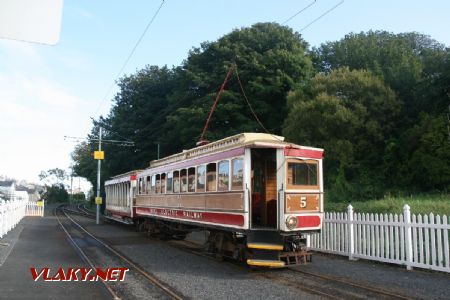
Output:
[{"xmin": 0, "ymin": 0, "xmax": 449, "ymax": 186}]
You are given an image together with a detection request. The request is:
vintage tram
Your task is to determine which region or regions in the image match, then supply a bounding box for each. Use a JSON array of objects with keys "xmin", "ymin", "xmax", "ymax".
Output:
[{"xmin": 105, "ymin": 133, "xmax": 324, "ymax": 267}]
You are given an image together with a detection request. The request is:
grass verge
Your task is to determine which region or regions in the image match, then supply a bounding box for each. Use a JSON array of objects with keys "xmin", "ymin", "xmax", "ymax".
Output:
[{"xmin": 325, "ymin": 193, "xmax": 450, "ymax": 216}]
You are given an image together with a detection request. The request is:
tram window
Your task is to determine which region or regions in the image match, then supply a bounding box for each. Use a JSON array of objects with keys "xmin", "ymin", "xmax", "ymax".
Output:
[
  {"xmin": 138, "ymin": 178, "xmax": 143, "ymax": 194},
  {"xmin": 206, "ymin": 163, "xmax": 217, "ymax": 192},
  {"xmin": 180, "ymin": 169, "xmax": 187, "ymax": 193},
  {"xmin": 161, "ymin": 173, "xmax": 166, "ymax": 194},
  {"xmin": 188, "ymin": 168, "xmax": 195, "ymax": 192},
  {"xmin": 146, "ymin": 176, "xmax": 151, "ymax": 194},
  {"xmin": 196, "ymin": 165, "xmax": 206, "ymax": 192},
  {"xmin": 166, "ymin": 172, "xmax": 173, "ymax": 193},
  {"xmin": 231, "ymin": 158, "xmax": 244, "ymax": 190},
  {"xmin": 155, "ymin": 174, "xmax": 161, "ymax": 194},
  {"xmin": 218, "ymin": 160, "xmax": 229, "ymax": 191},
  {"xmin": 151, "ymin": 175, "xmax": 156, "ymax": 194},
  {"xmin": 173, "ymin": 171, "xmax": 180, "ymax": 193},
  {"xmin": 287, "ymin": 161, "xmax": 318, "ymax": 187}
]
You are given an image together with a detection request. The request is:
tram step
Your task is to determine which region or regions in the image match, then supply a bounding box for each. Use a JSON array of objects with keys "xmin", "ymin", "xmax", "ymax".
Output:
[
  {"xmin": 247, "ymin": 259, "xmax": 285, "ymax": 268},
  {"xmin": 247, "ymin": 242, "xmax": 284, "ymax": 250}
]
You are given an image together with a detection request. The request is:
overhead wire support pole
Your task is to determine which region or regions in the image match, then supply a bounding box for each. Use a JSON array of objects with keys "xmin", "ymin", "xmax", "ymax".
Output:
[{"xmin": 96, "ymin": 127, "xmax": 102, "ymax": 225}]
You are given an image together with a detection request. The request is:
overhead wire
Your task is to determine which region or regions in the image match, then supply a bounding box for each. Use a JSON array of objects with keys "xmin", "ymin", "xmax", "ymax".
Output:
[
  {"xmin": 90, "ymin": 117, "xmax": 134, "ymax": 143},
  {"xmin": 299, "ymin": 0, "xmax": 344, "ymax": 32},
  {"xmin": 90, "ymin": 0, "xmax": 166, "ymax": 121},
  {"xmin": 281, "ymin": 0, "xmax": 317, "ymax": 25},
  {"xmin": 234, "ymin": 67, "xmax": 270, "ymax": 134}
]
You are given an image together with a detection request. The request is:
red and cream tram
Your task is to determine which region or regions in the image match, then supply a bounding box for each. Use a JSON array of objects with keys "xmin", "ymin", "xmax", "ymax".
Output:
[{"xmin": 105, "ymin": 133, "xmax": 324, "ymax": 267}]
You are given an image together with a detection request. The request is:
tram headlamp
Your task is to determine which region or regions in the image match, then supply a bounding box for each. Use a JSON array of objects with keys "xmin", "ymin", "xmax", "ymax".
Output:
[{"xmin": 285, "ymin": 215, "xmax": 298, "ymax": 230}]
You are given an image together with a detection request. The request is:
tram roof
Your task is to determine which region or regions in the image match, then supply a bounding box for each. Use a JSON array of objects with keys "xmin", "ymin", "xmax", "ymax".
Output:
[
  {"xmin": 149, "ymin": 132, "xmax": 321, "ymax": 168},
  {"xmin": 106, "ymin": 169, "xmax": 142, "ymax": 185}
]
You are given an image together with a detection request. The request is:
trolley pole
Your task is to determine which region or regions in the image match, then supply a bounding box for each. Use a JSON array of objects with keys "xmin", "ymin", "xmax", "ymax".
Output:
[{"xmin": 96, "ymin": 127, "xmax": 102, "ymax": 225}]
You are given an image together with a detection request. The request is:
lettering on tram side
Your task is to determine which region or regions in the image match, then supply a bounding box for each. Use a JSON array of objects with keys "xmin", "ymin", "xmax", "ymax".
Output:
[
  {"xmin": 182, "ymin": 211, "xmax": 203, "ymax": 220},
  {"xmin": 147, "ymin": 208, "xmax": 204, "ymax": 220},
  {"xmin": 29, "ymin": 267, "xmax": 129, "ymax": 282}
]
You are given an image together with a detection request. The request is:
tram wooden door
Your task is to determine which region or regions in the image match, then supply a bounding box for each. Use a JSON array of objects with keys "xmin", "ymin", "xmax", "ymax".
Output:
[{"xmin": 250, "ymin": 148, "xmax": 277, "ymax": 229}]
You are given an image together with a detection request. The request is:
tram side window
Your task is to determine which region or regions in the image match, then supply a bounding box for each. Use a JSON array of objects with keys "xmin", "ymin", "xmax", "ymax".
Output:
[
  {"xmin": 196, "ymin": 165, "xmax": 206, "ymax": 192},
  {"xmin": 151, "ymin": 175, "xmax": 156, "ymax": 194},
  {"xmin": 138, "ymin": 178, "xmax": 143, "ymax": 194},
  {"xmin": 173, "ymin": 171, "xmax": 180, "ymax": 193},
  {"xmin": 180, "ymin": 169, "xmax": 187, "ymax": 193},
  {"xmin": 146, "ymin": 176, "xmax": 151, "ymax": 194},
  {"xmin": 206, "ymin": 163, "xmax": 217, "ymax": 192},
  {"xmin": 231, "ymin": 158, "xmax": 244, "ymax": 190},
  {"xmin": 161, "ymin": 173, "xmax": 166, "ymax": 194},
  {"xmin": 218, "ymin": 160, "xmax": 229, "ymax": 191},
  {"xmin": 121, "ymin": 183, "xmax": 125, "ymax": 207},
  {"xmin": 127, "ymin": 182, "xmax": 130, "ymax": 206},
  {"xmin": 155, "ymin": 174, "xmax": 161, "ymax": 194},
  {"xmin": 188, "ymin": 168, "xmax": 195, "ymax": 192},
  {"xmin": 287, "ymin": 161, "xmax": 318, "ymax": 187},
  {"xmin": 166, "ymin": 172, "xmax": 173, "ymax": 193}
]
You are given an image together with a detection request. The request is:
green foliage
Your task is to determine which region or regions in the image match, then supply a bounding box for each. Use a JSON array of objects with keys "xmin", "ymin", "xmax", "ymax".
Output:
[
  {"xmin": 306, "ymin": 31, "xmax": 450, "ymax": 201},
  {"xmin": 284, "ymin": 67, "xmax": 400, "ymax": 201},
  {"xmin": 325, "ymin": 194, "xmax": 450, "ymax": 215},
  {"xmin": 70, "ymin": 192, "xmax": 86, "ymax": 202},
  {"xmin": 38, "ymin": 168, "xmax": 67, "ymax": 186},
  {"xmin": 42, "ymin": 184, "xmax": 69, "ymax": 204},
  {"xmin": 72, "ymin": 25, "xmax": 449, "ymax": 204},
  {"xmin": 163, "ymin": 22, "xmax": 312, "ymax": 151},
  {"xmin": 72, "ymin": 22, "xmax": 313, "ymax": 189}
]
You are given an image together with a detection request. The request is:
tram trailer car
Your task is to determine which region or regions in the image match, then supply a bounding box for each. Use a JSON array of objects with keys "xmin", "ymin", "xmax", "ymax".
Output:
[
  {"xmin": 105, "ymin": 133, "xmax": 324, "ymax": 267},
  {"xmin": 105, "ymin": 170, "xmax": 140, "ymax": 224}
]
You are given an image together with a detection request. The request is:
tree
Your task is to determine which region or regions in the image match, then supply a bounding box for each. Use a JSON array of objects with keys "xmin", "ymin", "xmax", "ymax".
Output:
[
  {"xmin": 38, "ymin": 168, "xmax": 68, "ymax": 187},
  {"xmin": 41, "ymin": 184, "xmax": 69, "ymax": 203},
  {"xmin": 163, "ymin": 22, "xmax": 313, "ymax": 151},
  {"xmin": 311, "ymin": 31, "xmax": 450, "ymax": 197},
  {"xmin": 72, "ymin": 22, "xmax": 313, "ymax": 189},
  {"xmin": 283, "ymin": 67, "xmax": 400, "ymax": 201},
  {"xmin": 312, "ymin": 31, "xmax": 448, "ymax": 120}
]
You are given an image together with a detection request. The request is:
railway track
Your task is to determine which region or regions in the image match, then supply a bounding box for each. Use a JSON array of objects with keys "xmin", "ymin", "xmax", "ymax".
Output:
[
  {"xmin": 169, "ymin": 238, "xmax": 413, "ymax": 300},
  {"xmin": 258, "ymin": 268, "xmax": 413, "ymax": 300},
  {"xmin": 63, "ymin": 209, "xmax": 414, "ymax": 300},
  {"xmin": 77, "ymin": 204, "xmax": 95, "ymax": 217},
  {"xmin": 55, "ymin": 205, "xmax": 184, "ymax": 300}
]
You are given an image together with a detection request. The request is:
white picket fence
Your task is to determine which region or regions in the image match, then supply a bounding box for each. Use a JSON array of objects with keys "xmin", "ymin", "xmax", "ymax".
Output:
[
  {"xmin": 308, "ymin": 204, "xmax": 450, "ymax": 273},
  {"xmin": 0, "ymin": 199, "xmax": 44, "ymax": 238}
]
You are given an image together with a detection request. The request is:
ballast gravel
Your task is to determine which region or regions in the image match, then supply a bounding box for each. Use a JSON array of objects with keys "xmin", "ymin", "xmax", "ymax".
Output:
[{"xmin": 72, "ymin": 216, "xmax": 320, "ymax": 300}]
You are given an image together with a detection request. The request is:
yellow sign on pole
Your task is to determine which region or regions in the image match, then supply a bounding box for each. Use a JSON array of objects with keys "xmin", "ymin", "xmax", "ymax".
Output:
[
  {"xmin": 94, "ymin": 151, "xmax": 104, "ymax": 160},
  {"xmin": 37, "ymin": 200, "xmax": 43, "ymax": 207},
  {"xmin": 95, "ymin": 197, "xmax": 102, "ymax": 205}
]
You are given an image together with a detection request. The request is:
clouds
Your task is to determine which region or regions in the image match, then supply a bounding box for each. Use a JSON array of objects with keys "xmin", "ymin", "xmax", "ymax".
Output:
[{"xmin": 0, "ymin": 40, "xmax": 93, "ymax": 182}]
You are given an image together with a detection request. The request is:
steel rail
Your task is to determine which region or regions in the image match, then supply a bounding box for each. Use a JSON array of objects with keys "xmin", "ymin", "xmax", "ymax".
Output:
[
  {"xmin": 289, "ymin": 269, "xmax": 413, "ymax": 300},
  {"xmin": 168, "ymin": 239, "xmax": 412, "ymax": 300},
  {"xmin": 167, "ymin": 240, "xmax": 345, "ymax": 299},
  {"xmin": 61, "ymin": 207, "xmax": 183, "ymax": 300},
  {"xmin": 66, "ymin": 209, "xmax": 412, "ymax": 300},
  {"xmin": 54, "ymin": 206, "xmax": 120, "ymax": 300}
]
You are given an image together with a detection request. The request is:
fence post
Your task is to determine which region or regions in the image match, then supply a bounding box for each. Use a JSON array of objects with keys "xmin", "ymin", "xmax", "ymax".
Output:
[
  {"xmin": 404, "ymin": 204, "xmax": 413, "ymax": 270},
  {"xmin": 348, "ymin": 204, "xmax": 355, "ymax": 260}
]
